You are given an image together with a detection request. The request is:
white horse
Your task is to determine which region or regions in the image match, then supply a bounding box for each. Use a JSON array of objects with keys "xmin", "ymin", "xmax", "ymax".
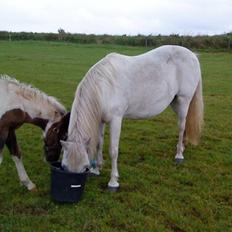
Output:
[
  {"xmin": 61, "ymin": 45, "xmax": 204, "ymax": 189},
  {"xmin": 0, "ymin": 75, "xmax": 66, "ymax": 190}
]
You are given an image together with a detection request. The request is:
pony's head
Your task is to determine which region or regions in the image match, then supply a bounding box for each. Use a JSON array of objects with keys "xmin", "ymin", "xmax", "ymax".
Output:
[
  {"xmin": 61, "ymin": 138, "xmax": 90, "ymax": 173},
  {"xmin": 44, "ymin": 112, "xmax": 70, "ymax": 162}
]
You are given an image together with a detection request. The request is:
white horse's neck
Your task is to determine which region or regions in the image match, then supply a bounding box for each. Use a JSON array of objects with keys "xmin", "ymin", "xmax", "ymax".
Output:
[{"xmin": 68, "ymin": 75, "xmax": 102, "ymax": 159}]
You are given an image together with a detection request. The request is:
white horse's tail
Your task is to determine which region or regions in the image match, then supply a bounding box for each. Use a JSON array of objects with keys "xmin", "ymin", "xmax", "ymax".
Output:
[{"xmin": 185, "ymin": 79, "xmax": 204, "ymax": 145}]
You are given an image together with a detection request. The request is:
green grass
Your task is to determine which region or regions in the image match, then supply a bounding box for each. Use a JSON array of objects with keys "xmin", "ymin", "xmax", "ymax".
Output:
[{"xmin": 0, "ymin": 41, "xmax": 232, "ymax": 231}]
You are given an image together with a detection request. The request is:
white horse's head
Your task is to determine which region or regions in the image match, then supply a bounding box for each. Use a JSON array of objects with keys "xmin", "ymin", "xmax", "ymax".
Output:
[{"xmin": 61, "ymin": 138, "xmax": 90, "ymax": 173}]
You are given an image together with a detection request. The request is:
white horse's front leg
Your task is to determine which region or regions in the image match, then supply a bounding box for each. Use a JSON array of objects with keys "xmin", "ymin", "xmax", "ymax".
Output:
[
  {"xmin": 97, "ymin": 123, "xmax": 105, "ymax": 169},
  {"xmin": 12, "ymin": 156, "xmax": 36, "ymax": 191},
  {"xmin": 89, "ymin": 123, "xmax": 105, "ymax": 176},
  {"xmin": 108, "ymin": 117, "xmax": 122, "ymax": 189}
]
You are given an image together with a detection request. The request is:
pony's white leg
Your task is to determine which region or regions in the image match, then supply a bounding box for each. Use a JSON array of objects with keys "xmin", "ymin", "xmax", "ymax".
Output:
[
  {"xmin": 171, "ymin": 96, "xmax": 190, "ymax": 162},
  {"xmin": 12, "ymin": 156, "xmax": 36, "ymax": 191},
  {"xmin": 108, "ymin": 117, "xmax": 122, "ymax": 188}
]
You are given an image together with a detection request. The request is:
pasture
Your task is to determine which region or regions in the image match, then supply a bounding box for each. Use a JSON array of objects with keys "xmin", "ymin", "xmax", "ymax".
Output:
[{"xmin": 0, "ymin": 41, "xmax": 232, "ymax": 231}]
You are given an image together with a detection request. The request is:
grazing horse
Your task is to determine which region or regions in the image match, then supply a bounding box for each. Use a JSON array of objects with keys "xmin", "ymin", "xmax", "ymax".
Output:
[
  {"xmin": 0, "ymin": 75, "xmax": 66, "ymax": 190},
  {"xmin": 44, "ymin": 111, "xmax": 102, "ymax": 176},
  {"xmin": 60, "ymin": 45, "xmax": 204, "ymax": 189}
]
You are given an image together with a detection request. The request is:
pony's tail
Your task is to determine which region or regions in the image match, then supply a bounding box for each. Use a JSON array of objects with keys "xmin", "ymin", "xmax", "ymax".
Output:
[{"xmin": 185, "ymin": 79, "xmax": 204, "ymax": 145}]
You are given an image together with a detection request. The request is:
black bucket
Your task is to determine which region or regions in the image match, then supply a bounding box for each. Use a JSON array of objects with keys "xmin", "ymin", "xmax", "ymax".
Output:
[{"xmin": 50, "ymin": 162, "xmax": 87, "ymax": 203}]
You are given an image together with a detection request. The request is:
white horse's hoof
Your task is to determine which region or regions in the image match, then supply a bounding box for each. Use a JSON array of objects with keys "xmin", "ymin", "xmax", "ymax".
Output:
[
  {"xmin": 89, "ymin": 167, "xmax": 100, "ymax": 176},
  {"xmin": 108, "ymin": 180, "xmax": 119, "ymax": 189},
  {"xmin": 175, "ymin": 158, "xmax": 184, "ymax": 164},
  {"xmin": 108, "ymin": 186, "xmax": 119, "ymax": 192},
  {"xmin": 108, "ymin": 186, "xmax": 120, "ymax": 192}
]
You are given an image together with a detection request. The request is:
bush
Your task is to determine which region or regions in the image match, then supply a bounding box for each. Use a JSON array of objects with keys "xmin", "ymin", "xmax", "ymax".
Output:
[{"xmin": 0, "ymin": 30, "xmax": 231, "ymax": 49}]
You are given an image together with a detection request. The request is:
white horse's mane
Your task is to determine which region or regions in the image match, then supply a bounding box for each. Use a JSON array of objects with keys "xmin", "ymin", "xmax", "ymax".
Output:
[
  {"xmin": 0, "ymin": 74, "xmax": 66, "ymax": 114},
  {"xmin": 68, "ymin": 56, "xmax": 116, "ymax": 158}
]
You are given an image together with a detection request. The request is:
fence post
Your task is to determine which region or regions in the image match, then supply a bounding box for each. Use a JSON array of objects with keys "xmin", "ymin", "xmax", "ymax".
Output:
[{"xmin": 145, "ymin": 37, "xmax": 148, "ymax": 47}]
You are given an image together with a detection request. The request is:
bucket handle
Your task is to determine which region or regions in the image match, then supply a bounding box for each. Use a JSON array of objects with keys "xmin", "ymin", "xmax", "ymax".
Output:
[{"xmin": 71, "ymin": 185, "xmax": 81, "ymax": 188}]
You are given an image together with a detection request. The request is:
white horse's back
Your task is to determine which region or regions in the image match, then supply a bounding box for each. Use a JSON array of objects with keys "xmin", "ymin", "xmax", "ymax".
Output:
[{"xmin": 97, "ymin": 45, "xmax": 201, "ymax": 120}]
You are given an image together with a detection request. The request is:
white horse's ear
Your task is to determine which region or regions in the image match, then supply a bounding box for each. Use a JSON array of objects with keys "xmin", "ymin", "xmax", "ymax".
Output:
[{"xmin": 60, "ymin": 140, "xmax": 69, "ymax": 149}]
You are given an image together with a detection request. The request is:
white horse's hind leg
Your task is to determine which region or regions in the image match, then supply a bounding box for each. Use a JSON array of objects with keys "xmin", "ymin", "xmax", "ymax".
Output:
[
  {"xmin": 12, "ymin": 156, "xmax": 36, "ymax": 191},
  {"xmin": 108, "ymin": 117, "xmax": 122, "ymax": 189},
  {"xmin": 175, "ymin": 117, "xmax": 186, "ymax": 162},
  {"xmin": 171, "ymin": 96, "xmax": 190, "ymax": 163}
]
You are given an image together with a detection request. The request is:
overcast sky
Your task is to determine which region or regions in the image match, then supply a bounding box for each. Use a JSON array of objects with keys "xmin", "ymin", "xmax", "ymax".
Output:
[{"xmin": 0, "ymin": 0, "xmax": 231, "ymax": 35}]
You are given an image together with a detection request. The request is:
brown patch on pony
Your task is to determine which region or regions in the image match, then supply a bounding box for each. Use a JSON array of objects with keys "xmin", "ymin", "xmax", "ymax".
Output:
[
  {"xmin": 44, "ymin": 112, "xmax": 70, "ymax": 162},
  {"xmin": 0, "ymin": 108, "xmax": 27, "ymax": 129},
  {"xmin": 0, "ymin": 137, "xmax": 4, "ymax": 150},
  {"xmin": 28, "ymin": 117, "xmax": 48, "ymax": 130},
  {"xmin": 0, "ymin": 109, "xmax": 26, "ymax": 151},
  {"xmin": 0, "ymin": 108, "xmax": 49, "ymax": 153},
  {"xmin": 5, "ymin": 130, "xmax": 21, "ymax": 158},
  {"xmin": 0, "ymin": 108, "xmax": 48, "ymax": 130}
]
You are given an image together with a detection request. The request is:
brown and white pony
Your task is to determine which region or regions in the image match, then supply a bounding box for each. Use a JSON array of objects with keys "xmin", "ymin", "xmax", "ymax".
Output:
[{"xmin": 0, "ymin": 75, "xmax": 66, "ymax": 191}]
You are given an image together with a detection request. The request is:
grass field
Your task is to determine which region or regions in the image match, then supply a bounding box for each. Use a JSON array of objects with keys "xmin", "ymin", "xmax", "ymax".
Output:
[{"xmin": 0, "ymin": 41, "xmax": 232, "ymax": 232}]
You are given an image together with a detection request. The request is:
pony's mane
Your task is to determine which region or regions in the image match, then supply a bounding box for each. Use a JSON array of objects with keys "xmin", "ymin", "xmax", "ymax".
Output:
[
  {"xmin": 0, "ymin": 74, "xmax": 66, "ymax": 114},
  {"xmin": 68, "ymin": 56, "xmax": 117, "ymax": 159}
]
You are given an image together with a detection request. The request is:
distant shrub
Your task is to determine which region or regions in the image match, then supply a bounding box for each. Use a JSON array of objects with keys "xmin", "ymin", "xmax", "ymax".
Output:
[{"xmin": 0, "ymin": 30, "xmax": 231, "ymax": 50}]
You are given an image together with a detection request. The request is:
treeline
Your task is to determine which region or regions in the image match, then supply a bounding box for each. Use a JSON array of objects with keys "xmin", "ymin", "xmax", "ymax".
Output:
[{"xmin": 0, "ymin": 30, "xmax": 232, "ymax": 49}]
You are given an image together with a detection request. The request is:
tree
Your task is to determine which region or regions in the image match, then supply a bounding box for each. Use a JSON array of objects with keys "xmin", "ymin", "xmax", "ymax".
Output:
[{"xmin": 58, "ymin": 28, "xmax": 66, "ymax": 40}]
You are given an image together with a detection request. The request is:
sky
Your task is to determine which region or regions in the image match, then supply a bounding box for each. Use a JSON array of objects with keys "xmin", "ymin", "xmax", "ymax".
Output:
[{"xmin": 0, "ymin": 0, "xmax": 231, "ymax": 36}]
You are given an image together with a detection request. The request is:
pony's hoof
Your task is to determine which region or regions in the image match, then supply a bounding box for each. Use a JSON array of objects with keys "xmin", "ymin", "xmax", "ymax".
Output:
[
  {"xmin": 29, "ymin": 186, "xmax": 38, "ymax": 192},
  {"xmin": 175, "ymin": 158, "xmax": 184, "ymax": 164},
  {"xmin": 107, "ymin": 186, "xmax": 119, "ymax": 192},
  {"xmin": 88, "ymin": 172, "xmax": 100, "ymax": 177}
]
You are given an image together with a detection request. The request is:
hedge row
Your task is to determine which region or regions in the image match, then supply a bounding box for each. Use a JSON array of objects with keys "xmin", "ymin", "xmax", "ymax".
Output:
[{"xmin": 0, "ymin": 31, "xmax": 231, "ymax": 49}]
